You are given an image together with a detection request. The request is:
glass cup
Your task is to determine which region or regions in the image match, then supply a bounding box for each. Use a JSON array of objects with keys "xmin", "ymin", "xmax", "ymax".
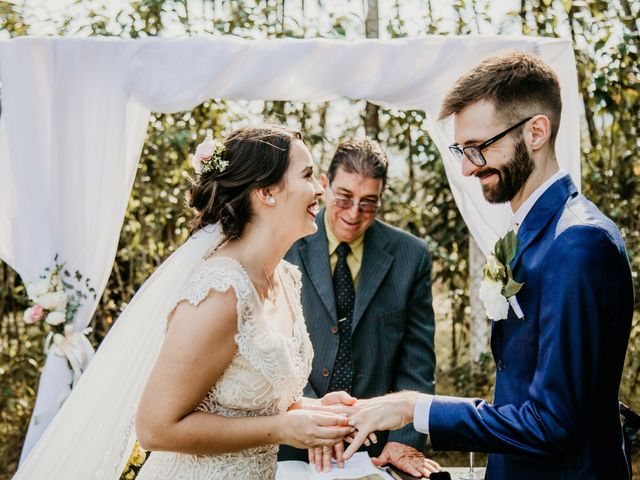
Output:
[{"xmin": 459, "ymin": 452, "xmax": 476, "ymax": 479}]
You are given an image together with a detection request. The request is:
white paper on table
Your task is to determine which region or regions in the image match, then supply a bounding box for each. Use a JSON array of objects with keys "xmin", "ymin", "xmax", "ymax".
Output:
[{"xmin": 277, "ymin": 452, "xmax": 394, "ymax": 480}]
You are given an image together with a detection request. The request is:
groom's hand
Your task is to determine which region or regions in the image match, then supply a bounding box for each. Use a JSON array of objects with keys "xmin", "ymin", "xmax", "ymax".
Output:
[
  {"xmin": 342, "ymin": 391, "xmax": 419, "ymax": 460},
  {"xmin": 371, "ymin": 442, "xmax": 442, "ymax": 478}
]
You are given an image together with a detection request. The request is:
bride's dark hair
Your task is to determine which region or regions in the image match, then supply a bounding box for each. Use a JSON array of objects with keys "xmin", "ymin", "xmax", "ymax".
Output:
[{"xmin": 187, "ymin": 125, "xmax": 302, "ymax": 240}]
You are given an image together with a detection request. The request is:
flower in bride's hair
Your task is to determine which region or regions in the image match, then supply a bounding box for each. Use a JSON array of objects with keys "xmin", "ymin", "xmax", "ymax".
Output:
[{"xmin": 192, "ymin": 135, "xmax": 228, "ymax": 175}]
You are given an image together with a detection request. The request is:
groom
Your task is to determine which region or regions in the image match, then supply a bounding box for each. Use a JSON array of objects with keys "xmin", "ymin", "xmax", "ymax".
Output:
[{"xmin": 337, "ymin": 52, "xmax": 634, "ymax": 480}]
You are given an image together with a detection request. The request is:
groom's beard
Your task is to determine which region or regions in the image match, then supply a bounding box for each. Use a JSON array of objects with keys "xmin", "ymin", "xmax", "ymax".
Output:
[{"xmin": 479, "ymin": 138, "xmax": 534, "ymax": 204}]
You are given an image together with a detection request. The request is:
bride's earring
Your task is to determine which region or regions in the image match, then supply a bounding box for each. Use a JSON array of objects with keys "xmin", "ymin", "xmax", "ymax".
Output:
[{"xmin": 268, "ymin": 196, "xmax": 276, "ymax": 205}]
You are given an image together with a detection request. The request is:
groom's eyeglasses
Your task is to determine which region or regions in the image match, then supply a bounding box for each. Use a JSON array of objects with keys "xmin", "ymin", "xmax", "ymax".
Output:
[
  {"xmin": 328, "ymin": 186, "xmax": 381, "ymax": 214},
  {"xmin": 448, "ymin": 117, "xmax": 533, "ymax": 167}
]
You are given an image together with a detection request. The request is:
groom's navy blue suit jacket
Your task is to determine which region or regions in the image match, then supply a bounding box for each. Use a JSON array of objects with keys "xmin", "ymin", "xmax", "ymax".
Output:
[{"xmin": 429, "ymin": 175, "xmax": 633, "ymax": 480}]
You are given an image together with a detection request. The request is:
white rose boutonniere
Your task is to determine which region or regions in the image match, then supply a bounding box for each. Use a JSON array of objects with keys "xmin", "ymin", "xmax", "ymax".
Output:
[
  {"xmin": 479, "ymin": 276, "xmax": 510, "ymax": 320},
  {"xmin": 481, "ymin": 230, "xmax": 524, "ymax": 321}
]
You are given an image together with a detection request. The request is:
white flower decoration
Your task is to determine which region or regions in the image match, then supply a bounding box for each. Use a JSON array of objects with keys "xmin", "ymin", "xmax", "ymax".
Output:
[
  {"xmin": 27, "ymin": 278, "xmax": 50, "ymax": 299},
  {"xmin": 479, "ymin": 278, "xmax": 510, "ymax": 320},
  {"xmin": 45, "ymin": 311, "xmax": 67, "ymax": 326},
  {"xmin": 37, "ymin": 291, "xmax": 68, "ymax": 312}
]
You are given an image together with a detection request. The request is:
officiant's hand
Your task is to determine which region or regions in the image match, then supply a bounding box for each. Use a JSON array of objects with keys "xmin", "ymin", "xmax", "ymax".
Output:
[{"xmin": 371, "ymin": 442, "xmax": 442, "ymax": 478}]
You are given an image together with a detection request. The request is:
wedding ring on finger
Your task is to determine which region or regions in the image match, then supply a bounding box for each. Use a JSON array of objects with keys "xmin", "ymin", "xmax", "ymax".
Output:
[{"xmin": 321, "ymin": 440, "xmax": 326, "ymax": 447}]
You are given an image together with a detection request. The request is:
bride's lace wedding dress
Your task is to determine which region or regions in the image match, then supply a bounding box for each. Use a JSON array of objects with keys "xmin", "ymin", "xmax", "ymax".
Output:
[{"xmin": 136, "ymin": 256, "xmax": 314, "ymax": 480}]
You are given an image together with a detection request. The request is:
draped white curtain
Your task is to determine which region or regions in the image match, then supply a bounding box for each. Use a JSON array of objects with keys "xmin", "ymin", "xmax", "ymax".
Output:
[{"xmin": 0, "ymin": 35, "xmax": 580, "ymax": 460}]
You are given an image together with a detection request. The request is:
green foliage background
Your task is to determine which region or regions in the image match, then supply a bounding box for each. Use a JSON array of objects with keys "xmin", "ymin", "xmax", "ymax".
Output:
[{"xmin": 1, "ymin": 0, "xmax": 638, "ymax": 477}]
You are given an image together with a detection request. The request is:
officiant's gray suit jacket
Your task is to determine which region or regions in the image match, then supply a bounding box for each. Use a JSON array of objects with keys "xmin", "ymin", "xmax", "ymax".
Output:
[{"xmin": 279, "ymin": 210, "xmax": 436, "ymax": 460}]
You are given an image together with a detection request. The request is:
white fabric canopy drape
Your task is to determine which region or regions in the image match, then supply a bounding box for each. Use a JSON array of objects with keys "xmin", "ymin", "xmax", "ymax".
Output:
[{"xmin": 0, "ymin": 35, "xmax": 580, "ymax": 461}]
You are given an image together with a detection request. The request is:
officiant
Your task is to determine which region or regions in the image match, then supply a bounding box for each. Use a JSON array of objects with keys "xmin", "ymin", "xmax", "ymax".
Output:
[{"xmin": 278, "ymin": 138, "xmax": 440, "ymax": 477}]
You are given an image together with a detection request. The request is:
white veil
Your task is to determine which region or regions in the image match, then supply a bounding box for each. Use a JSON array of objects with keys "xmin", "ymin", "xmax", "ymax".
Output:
[{"xmin": 13, "ymin": 224, "xmax": 224, "ymax": 479}]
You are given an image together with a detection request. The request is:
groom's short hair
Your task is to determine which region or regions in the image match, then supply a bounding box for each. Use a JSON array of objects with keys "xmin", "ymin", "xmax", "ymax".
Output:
[
  {"xmin": 439, "ymin": 51, "xmax": 562, "ymax": 146},
  {"xmin": 327, "ymin": 138, "xmax": 389, "ymax": 188}
]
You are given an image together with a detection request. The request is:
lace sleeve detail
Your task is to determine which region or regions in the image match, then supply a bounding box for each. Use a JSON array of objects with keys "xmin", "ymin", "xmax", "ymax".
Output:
[{"xmin": 176, "ymin": 263, "xmax": 256, "ymax": 328}]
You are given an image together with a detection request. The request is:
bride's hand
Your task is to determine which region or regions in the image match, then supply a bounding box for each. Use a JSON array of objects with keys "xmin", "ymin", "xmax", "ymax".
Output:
[
  {"xmin": 320, "ymin": 391, "xmax": 357, "ymax": 407},
  {"xmin": 308, "ymin": 431, "xmax": 380, "ymax": 473},
  {"xmin": 278, "ymin": 409, "xmax": 353, "ymax": 450},
  {"xmin": 308, "ymin": 441, "xmax": 345, "ymax": 472},
  {"xmin": 305, "ymin": 393, "xmax": 378, "ymax": 471},
  {"xmin": 304, "ymin": 390, "xmax": 355, "ymax": 472}
]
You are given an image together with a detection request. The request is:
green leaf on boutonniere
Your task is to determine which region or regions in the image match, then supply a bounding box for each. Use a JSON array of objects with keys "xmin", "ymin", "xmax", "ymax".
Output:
[
  {"xmin": 494, "ymin": 241, "xmax": 505, "ymax": 265},
  {"xmin": 503, "ymin": 230, "xmax": 518, "ymax": 264},
  {"xmin": 495, "ymin": 230, "xmax": 518, "ymax": 265},
  {"xmin": 502, "ymin": 264, "xmax": 524, "ymax": 297}
]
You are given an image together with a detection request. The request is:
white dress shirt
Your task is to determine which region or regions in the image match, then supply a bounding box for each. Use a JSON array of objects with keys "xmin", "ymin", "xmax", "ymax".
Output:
[
  {"xmin": 508, "ymin": 169, "xmax": 567, "ymax": 233},
  {"xmin": 413, "ymin": 169, "xmax": 568, "ymax": 434}
]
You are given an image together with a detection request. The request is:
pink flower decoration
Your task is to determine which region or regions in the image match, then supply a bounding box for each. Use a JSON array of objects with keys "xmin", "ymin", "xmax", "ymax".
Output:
[
  {"xmin": 24, "ymin": 304, "xmax": 45, "ymax": 324},
  {"xmin": 31, "ymin": 304, "xmax": 44, "ymax": 321},
  {"xmin": 192, "ymin": 137, "xmax": 216, "ymax": 175}
]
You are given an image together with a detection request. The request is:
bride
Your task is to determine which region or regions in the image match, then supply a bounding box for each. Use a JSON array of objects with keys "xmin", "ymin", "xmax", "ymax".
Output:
[{"xmin": 14, "ymin": 125, "xmax": 354, "ymax": 479}]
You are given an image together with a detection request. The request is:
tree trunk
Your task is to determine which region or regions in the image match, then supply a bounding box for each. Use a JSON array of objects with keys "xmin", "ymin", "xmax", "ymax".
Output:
[
  {"xmin": 619, "ymin": 0, "xmax": 639, "ymax": 48},
  {"xmin": 406, "ymin": 124, "xmax": 415, "ymax": 196},
  {"xmin": 468, "ymin": 235, "xmax": 489, "ymax": 362},
  {"xmin": 519, "ymin": 0, "xmax": 528, "ymax": 34},
  {"xmin": 566, "ymin": 5, "xmax": 598, "ymax": 148},
  {"xmin": 364, "ymin": 0, "xmax": 380, "ymax": 138}
]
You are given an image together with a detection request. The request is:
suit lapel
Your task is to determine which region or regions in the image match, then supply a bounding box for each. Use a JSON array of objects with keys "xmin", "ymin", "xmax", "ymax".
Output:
[
  {"xmin": 300, "ymin": 211, "xmax": 337, "ymax": 321},
  {"xmin": 510, "ymin": 174, "xmax": 577, "ymax": 271},
  {"xmin": 490, "ymin": 176, "xmax": 576, "ymax": 352},
  {"xmin": 352, "ymin": 221, "xmax": 394, "ymax": 332}
]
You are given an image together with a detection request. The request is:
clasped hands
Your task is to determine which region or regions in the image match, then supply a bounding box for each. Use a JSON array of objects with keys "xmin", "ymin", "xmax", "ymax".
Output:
[{"xmin": 287, "ymin": 391, "xmax": 441, "ymax": 477}]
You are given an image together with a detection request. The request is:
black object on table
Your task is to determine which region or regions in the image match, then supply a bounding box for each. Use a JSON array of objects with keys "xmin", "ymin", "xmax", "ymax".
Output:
[{"xmin": 386, "ymin": 465, "xmax": 451, "ymax": 480}]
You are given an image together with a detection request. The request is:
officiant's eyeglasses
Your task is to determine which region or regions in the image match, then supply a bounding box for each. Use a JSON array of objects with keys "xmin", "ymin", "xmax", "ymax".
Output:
[
  {"xmin": 448, "ymin": 117, "xmax": 532, "ymax": 167},
  {"xmin": 328, "ymin": 186, "xmax": 381, "ymax": 214}
]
